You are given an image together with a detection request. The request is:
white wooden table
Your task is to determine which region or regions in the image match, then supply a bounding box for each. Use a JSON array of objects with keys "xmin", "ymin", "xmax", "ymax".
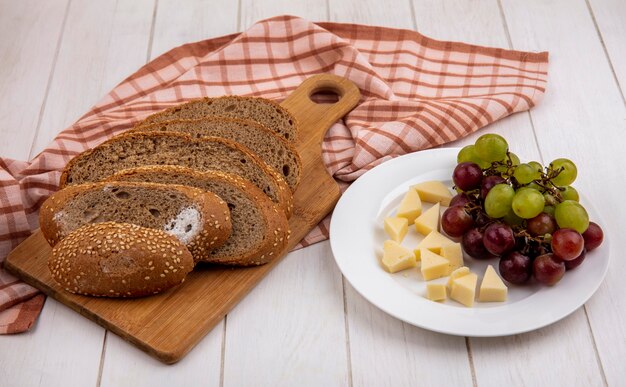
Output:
[{"xmin": 1, "ymin": 0, "xmax": 625, "ymax": 386}]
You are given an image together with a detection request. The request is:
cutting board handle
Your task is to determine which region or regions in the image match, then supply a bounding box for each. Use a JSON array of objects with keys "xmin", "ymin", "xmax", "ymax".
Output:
[{"xmin": 282, "ymin": 74, "xmax": 361, "ymax": 146}]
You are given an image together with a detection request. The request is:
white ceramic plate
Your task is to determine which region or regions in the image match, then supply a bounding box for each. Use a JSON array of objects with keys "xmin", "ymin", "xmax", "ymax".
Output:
[{"xmin": 330, "ymin": 148, "xmax": 610, "ymax": 337}]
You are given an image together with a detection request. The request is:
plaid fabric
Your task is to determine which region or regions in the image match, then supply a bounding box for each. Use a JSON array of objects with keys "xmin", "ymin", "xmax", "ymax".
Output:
[{"xmin": 0, "ymin": 15, "xmax": 548, "ymax": 333}]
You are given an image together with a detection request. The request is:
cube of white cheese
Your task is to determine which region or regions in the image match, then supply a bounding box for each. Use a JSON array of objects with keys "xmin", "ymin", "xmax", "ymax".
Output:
[
  {"xmin": 396, "ymin": 189, "xmax": 422, "ymax": 223},
  {"xmin": 414, "ymin": 203, "xmax": 440, "ymax": 235},
  {"xmin": 384, "ymin": 217, "xmax": 408, "ymax": 243},
  {"xmin": 382, "ymin": 240, "xmax": 416, "ymax": 273},
  {"xmin": 426, "ymin": 283, "xmax": 447, "ymax": 301},
  {"xmin": 420, "ymin": 249, "xmax": 450, "ymax": 280},
  {"xmin": 413, "ymin": 230, "xmax": 456, "ymax": 260},
  {"xmin": 447, "ymin": 266, "xmax": 470, "ymax": 290},
  {"xmin": 479, "ymin": 265, "xmax": 508, "ymax": 302},
  {"xmin": 411, "ymin": 181, "xmax": 453, "ymax": 206},
  {"xmin": 440, "ymin": 243, "xmax": 464, "ymax": 271},
  {"xmin": 450, "ymin": 272, "xmax": 477, "ymax": 307}
]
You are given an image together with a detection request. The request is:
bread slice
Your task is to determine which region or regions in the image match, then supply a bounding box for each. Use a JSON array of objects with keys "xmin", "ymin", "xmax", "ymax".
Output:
[
  {"xmin": 39, "ymin": 181, "xmax": 232, "ymax": 261},
  {"xmin": 60, "ymin": 131, "xmax": 293, "ymax": 217},
  {"xmin": 108, "ymin": 166, "xmax": 290, "ymax": 266},
  {"xmin": 136, "ymin": 96, "xmax": 297, "ymax": 142},
  {"xmin": 133, "ymin": 117, "xmax": 302, "ymax": 191},
  {"xmin": 49, "ymin": 222, "xmax": 195, "ymax": 297}
]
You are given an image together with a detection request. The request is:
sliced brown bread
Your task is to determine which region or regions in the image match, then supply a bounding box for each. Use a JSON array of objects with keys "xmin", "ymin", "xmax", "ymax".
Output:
[
  {"xmin": 136, "ymin": 96, "xmax": 297, "ymax": 142},
  {"xmin": 49, "ymin": 222, "xmax": 194, "ymax": 297},
  {"xmin": 107, "ymin": 166, "xmax": 290, "ymax": 266},
  {"xmin": 39, "ymin": 181, "xmax": 232, "ymax": 261},
  {"xmin": 133, "ymin": 117, "xmax": 302, "ymax": 191},
  {"xmin": 59, "ymin": 131, "xmax": 293, "ymax": 217}
]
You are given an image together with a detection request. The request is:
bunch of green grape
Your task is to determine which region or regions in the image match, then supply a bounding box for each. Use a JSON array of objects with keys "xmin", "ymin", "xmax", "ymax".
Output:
[{"xmin": 442, "ymin": 134, "xmax": 604, "ymax": 286}]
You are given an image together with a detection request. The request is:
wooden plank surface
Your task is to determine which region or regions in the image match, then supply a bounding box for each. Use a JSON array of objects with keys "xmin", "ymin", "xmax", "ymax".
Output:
[
  {"xmin": 5, "ymin": 74, "xmax": 361, "ymax": 364},
  {"xmin": 100, "ymin": 322, "xmax": 224, "ymax": 387},
  {"xmin": 223, "ymin": 242, "xmax": 349, "ymax": 387},
  {"xmin": 28, "ymin": 0, "xmax": 155, "ymax": 159},
  {"xmin": 501, "ymin": 0, "xmax": 626, "ymax": 385},
  {"xmin": 0, "ymin": 0, "xmax": 68, "ymax": 159},
  {"xmin": 150, "ymin": 0, "xmax": 238, "ymax": 60},
  {"xmin": 1, "ymin": 0, "xmax": 625, "ymax": 385},
  {"xmin": 588, "ymin": 0, "xmax": 626, "ymax": 98}
]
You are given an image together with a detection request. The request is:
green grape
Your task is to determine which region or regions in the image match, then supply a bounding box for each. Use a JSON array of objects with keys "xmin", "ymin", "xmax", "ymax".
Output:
[
  {"xmin": 551, "ymin": 158, "xmax": 577, "ymax": 186},
  {"xmin": 508, "ymin": 152, "xmax": 521, "ymax": 166},
  {"xmin": 484, "ymin": 183, "xmax": 515, "ymax": 218},
  {"xmin": 475, "ymin": 134, "xmax": 508, "ymax": 162},
  {"xmin": 528, "ymin": 161, "xmax": 543, "ymax": 174},
  {"xmin": 512, "ymin": 188, "xmax": 545, "ymax": 219},
  {"xmin": 494, "ymin": 152, "xmax": 520, "ymax": 175},
  {"xmin": 526, "ymin": 182, "xmax": 544, "ymax": 192},
  {"xmin": 543, "ymin": 205, "xmax": 555, "ymax": 216},
  {"xmin": 514, "ymin": 163, "xmax": 540, "ymax": 184},
  {"xmin": 543, "ymin": 192, "xmax": 559, "ymax": 206},
  {"xmin": 457, "ymin": 145, "xmax": 490, "ymax": 169},
  {"xmin": 503, "ymin": 208, "xmax": 524, "ymax": 226},
  {"xmin": 560, "ymin": 186, "xmax": 579, "ymax": 201},
  {"xmin": 554, "ymin": 200, "xmax": 589, "ymax": 233}
]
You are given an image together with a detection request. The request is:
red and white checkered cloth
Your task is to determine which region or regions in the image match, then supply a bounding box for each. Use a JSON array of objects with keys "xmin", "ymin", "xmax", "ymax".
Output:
[{"xmin": 0, "ymin": 15, "xmax": 548, "ymax": 333}]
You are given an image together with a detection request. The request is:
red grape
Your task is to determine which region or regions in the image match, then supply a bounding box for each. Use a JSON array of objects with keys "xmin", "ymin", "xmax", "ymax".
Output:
[
  {"xmin": 499, "ymin": 252, "xmax": 532, "ymax": 284},
  {"xmin": 483, "ymin": 222, "xmax": 515, "ymax": 256},
  {"xmin": 441, "ymin": 206, "xmax": 474, "ymax": 237},
  {"xmin": 582, "ymin": 222, "xmax": 604, "ymax": 251},
  {"xmin": 474, "ymin": 212, "xmax": 490, "ymax": 227},
  {"xmin": 481, "ymin": 175, "xmax": 505, "ymax": 199},
  {"xmin": 533, "ymin": 253, "xmax": 565, "ymax": 285},
  {"xmin": 565, "ymin": 249, "xmax": 587, "ymax": 271},
  {"xmin": 551, "ymin": 228, "xmax": 584, "ymax": 261},
  {"xmin": 461, "ymin": 228, "xmax": 493, "ymax": 259},
  {"xmin": 453, "ymin": 162, "xmax": 483, "ymax": 191},
  {"xmin": 450, "ymin": 193, "xmax": 471, "ymax": 208},
  {"xmin": 527, "ymin": 213, "xmax": 557, "ymax": 236}
]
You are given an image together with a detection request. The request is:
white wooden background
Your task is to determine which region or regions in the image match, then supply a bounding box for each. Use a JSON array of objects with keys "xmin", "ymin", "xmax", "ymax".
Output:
[{"xmin": 1, "ymin": 0, "xmax": 625, "ymax": 386}]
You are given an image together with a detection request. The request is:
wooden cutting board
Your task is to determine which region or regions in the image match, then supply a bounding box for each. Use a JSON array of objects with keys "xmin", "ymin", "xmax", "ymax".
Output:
[{"xmin": 4, "ymin": 74, "xmax": 360, "ymax": 364}]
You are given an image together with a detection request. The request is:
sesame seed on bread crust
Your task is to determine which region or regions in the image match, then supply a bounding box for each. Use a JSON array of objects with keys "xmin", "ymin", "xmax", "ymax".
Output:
[{"xmin": 49, "ymin": 222, "xmax": 194, "ymax": 298}]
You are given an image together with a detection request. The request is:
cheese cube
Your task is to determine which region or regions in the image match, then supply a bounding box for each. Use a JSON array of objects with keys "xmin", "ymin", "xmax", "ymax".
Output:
[
  {"xmin": 450, "ymin": 272, "xmax": 477, "ymax": 307},
  {"xmin": 479, "ymin": 265, "xmax": 508, "ymax": 302},
  {"xmin": 447, "ymin": 266, "xmax": 470, "ymax": 289},
  {"xmin": 413, "ymin": 231, "xmax": 456, "ymax": 260},
  {"xmin": 411, "ymin": 181, "xmax": 453, "ymax": 206},
  {"xmin": 382, "ymin": 240, "xmax": 416, "ymax": 273},
  {"xmin": 384, "ymin": 217, "xmax": 408, "ymax": 242},
  {"xmin": 414, "ymin": 203, "xmax": 440, "ymax": 235},
  {"xmin": 440, "ymin": 243, "xmax": 464, "ymax": 271},
  {"xmin": 426, "ymin": 283, "xmax": 447, "ymax": 301},
  {"xmin": 396, "ymin": 189, "xmax": 422, "ymax": 223},
  {"xmin": 420, "ymin": 249, "xmax": 450, "ymax": 280}
]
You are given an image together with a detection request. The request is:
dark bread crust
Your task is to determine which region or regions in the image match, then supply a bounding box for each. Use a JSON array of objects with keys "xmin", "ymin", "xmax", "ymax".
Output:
[
  {"xmin": 134, "ymin": 95, "xmax": 298, "ymax": 142},
  {"xmin": 49, "ymin": 222, "xmax": 194, "ymax": 297},
  {"xmin": 59, "ymin": 131, "xmax": 293, "ymax": 218},
  {"xmin": 39, "ymin": 181, "xmax": 232, "ymax": 261},
  {"xmin": 132, "ymin": 116, "xmax": 302, "ymax": 191},
  {"xmin": 107, "ymin": 166, "xmax": 290, "ymax": 266}
]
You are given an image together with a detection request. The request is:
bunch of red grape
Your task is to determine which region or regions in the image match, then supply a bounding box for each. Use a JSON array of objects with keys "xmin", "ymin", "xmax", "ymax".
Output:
[{"xmin": 442, "ymin": 134, "xmax": 604, "ymax": 286}]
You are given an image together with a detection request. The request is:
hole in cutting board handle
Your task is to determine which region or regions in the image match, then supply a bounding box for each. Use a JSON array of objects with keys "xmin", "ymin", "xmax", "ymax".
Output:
[{"xmin": 309, "ymin": 86, "xmax": 342, "ymax": 104}]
